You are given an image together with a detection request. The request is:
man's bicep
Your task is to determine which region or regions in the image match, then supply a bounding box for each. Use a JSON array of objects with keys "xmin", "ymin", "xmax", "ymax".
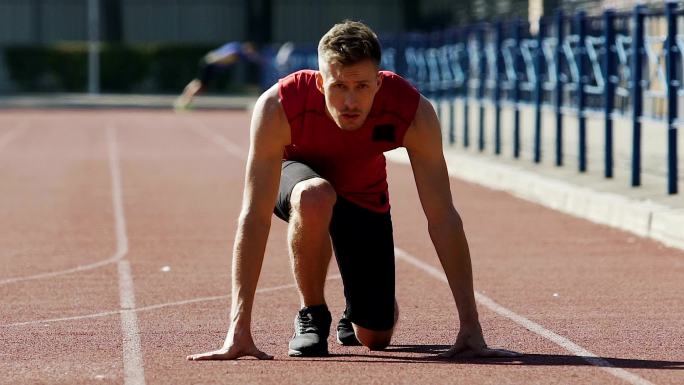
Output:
[
  {"xmin": 242, "ymin": 155, "xmax": 281, "ymax": 219},
  {"xmin": 406, "ymin": 96, "xmax": 456, "ymax": 221},
  {"xmin": 408, "ymin": 148, "xmax": 455, "ymax": 221},
  {"xmin": 241, "ymin": 86, "xmax": 288, "ymax": 219}
]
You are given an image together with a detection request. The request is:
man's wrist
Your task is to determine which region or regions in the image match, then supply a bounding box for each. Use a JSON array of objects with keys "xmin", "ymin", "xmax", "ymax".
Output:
[
  {"xmin": 458, "ymin": 313, "xmax": 481, "ymax": 331},
  {"xmin": 229, "ymin": 314, "xmax": 252, "ymax": 333}
]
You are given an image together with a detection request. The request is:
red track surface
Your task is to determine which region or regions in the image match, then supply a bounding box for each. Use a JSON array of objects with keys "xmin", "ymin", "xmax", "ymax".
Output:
[{"xmin": 1, "ymin": 110, "xmax": 682, "ymax": 385}]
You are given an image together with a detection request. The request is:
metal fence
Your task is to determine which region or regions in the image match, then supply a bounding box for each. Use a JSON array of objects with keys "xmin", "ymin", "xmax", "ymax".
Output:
[{"xmin": 269, "ymin": 2, "xmax": 683, "ymax": 195}]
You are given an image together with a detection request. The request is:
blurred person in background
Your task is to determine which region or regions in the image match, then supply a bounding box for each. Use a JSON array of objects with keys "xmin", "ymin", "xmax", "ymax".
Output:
[{"xmin": 174, "ymin": 41, "xmax": 260, "ymax": 110}]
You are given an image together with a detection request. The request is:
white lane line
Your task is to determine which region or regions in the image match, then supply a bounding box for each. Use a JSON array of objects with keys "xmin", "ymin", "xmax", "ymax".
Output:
[
  {"xmin": 394, "ymin": 247, "xmax": 656, "ymax": 385},
  {"xmin": 184, "ymin": 118, "xmax": 247, "ymax": 158},
  {"xmin": 0, "ymin": 124, "xmax": 124, "ymax": 286},
  {"xmin": 1, "ymin": 275, "xmax": 342, "ymax": 328},
  {"xmin": 108, "ymin": 125, "xmax": 146, "ymax": 385},
  {"xmin": 0, "ymin": 254, "xmax": 124, "ymax": 285},
  {"xmin": 119, "ymin": 261, "xmax": 145, "ymax": 385},
  {"xmin": 1, "ymin": 309, "xmax": 121, "ymax": 328}
]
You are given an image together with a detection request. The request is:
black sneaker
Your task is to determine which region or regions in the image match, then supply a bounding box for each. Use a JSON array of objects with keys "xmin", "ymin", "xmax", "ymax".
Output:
[
  {"xmin": 288, "ymin": 304, "xmax": 332, "ymax": 357},
  {"xmin": 336, "ymin": 310, "xmax": 361, "ymax": 346}
]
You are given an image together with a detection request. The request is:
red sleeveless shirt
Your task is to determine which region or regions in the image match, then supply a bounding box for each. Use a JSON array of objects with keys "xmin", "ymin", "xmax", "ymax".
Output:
[{"xmin": 278, "ymin": 70, "xmax": 420, "ymax": 213}]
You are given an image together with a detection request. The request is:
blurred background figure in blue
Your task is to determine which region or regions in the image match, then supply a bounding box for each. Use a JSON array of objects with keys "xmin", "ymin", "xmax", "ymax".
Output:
[{"xmin": 174, "ymin": 41, "xmax": 260, "ymax": 110}]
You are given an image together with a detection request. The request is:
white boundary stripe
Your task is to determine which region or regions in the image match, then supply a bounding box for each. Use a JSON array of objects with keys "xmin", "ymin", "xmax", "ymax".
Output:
[
  {"xmin": 108, "ymin": 126, "xmax": 146, "ymax": 385},
  {"xmin": 1, "ymin": 276, "xmax": 342, "ymax": 328},
  {"xmin": 0, "ymin": 124, "xmax": 124, "ymax": 286},
  {"xmin": 1, "ymin": 309, "xmax": 121, "ymax": 328},
  {"xmin": 0, "ymin": 255, "xmax": 124, "ymax": 285},
  {"xmin": 393, "ymin": 247, "xmax": 656, "ymax": 385},
  {"xmin": 119, "ymin": 261, "xmax": 145, "ymax": 385}
]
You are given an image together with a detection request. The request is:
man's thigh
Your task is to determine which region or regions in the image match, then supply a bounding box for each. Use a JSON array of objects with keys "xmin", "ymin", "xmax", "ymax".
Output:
[
  {"xmin": 273, "ymin": 160, "xmax": 322, "ymax": 222},
  {"xmin": 329, "ymin": 196, "xmax": 396, "ymax": 331}
]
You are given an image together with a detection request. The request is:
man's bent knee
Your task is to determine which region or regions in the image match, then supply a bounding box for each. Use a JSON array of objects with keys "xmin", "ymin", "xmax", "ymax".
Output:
[
  {"xmin": 352, "ymin": 300, "xmax": 398, "ymax": 350},
  {"xmin": 290, "ymin": 178, "xmax": 336, "ymax": 218},
  {"xmin": 353, "ymin": 324, "xmax": 393, "ymax": 351}
]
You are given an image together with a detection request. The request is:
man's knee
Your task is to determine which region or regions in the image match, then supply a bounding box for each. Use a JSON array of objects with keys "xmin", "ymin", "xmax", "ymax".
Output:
[
  {"xmin": 353, "ymin": 325, "xmax": 393, "ymax": 351},
  {"xmin": 352, "ymin": 300, "xmax": 398, "ymax": 350},
  {"xmin": 290, "ymin": 178, "xmax": 336, "ymax": 218}
]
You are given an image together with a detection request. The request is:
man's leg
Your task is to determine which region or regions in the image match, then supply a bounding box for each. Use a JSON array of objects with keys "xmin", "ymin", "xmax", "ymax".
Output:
[
  {"xmin": 174, "ymin": 79, "xmax": 203, "ymax": 110},
  {"xmin": 288, "ymin": 177, "xmax": 336, "ymax": 307},
  {"xmin": 330, "ymin": 196, "xmax": 398, "ymax": 351},
  {"xmin": 174, "ymin": 55, "xmax": 215, "ymax": 110},
  {"xmin": 272, "ymin": 161, "xmax": 335, "ymax": 357},
  {"xmin": 352, "ymin": 300, "xmax": 398, "ymax": 350}
]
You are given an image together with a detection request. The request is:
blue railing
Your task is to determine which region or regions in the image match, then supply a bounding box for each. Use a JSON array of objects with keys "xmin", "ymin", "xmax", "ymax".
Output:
[{"xmin": 263, "ymin": 2, "xmax": 682, "ymax": 195}]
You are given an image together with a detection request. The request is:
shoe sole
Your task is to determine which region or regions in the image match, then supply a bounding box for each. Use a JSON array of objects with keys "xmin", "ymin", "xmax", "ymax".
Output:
[
  {"xmin": 336, "ymin": 332, "xmax": 361, "ymax": 346},
  {"xmin": 287, "ymin": 347, "xmax": 329, "ymax": 357}
]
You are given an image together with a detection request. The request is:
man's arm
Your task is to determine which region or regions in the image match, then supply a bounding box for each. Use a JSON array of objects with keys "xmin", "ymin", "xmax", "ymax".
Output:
[
  {"xmin": 403, "ymin": 96, "xmax": 519, "ymax": 358},
  {"xmin": 187, "ymin": 84, "xmax": 289, "ymax": 361}
]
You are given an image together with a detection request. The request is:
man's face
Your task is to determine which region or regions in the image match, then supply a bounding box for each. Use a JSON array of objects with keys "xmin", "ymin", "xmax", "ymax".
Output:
[{"xmin": 316, "ymin": 59, "xmax": 382, "ymax": 131}]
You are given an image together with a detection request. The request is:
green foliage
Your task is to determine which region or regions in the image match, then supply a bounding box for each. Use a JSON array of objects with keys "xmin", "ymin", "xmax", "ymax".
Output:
[
  {"xmin": 3, "ymin": 43, "xmax": 249, "ymax": 93},
  {"xmin": 100, "ymin": 44, "xmax": 152, "ymax": 92},
  {"xmin": 153, "ymin": 44, "xmax": 211, "ymax": 92},
  {"xmin": 3, "ymin": 46, "xmax": 52, "ymax": 90},
  {"xmin": 49, "ymin": 43, "xmax": 88, "ymax": 91}
]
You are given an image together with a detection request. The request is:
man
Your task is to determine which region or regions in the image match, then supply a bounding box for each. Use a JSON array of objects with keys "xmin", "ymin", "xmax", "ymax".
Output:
[
  {"xmin": 187, "ymin": 21, "xmax": 519, "ymax": 360},
  {"xmin": 174, "ymin": 41, "xmax": 260, "ymax": 110}
]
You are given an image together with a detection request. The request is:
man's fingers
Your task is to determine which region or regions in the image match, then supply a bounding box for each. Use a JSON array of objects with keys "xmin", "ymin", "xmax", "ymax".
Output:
[
  {"xmin": 476, "ymin": 347, "xmax": 523, "ymax": 358},
  {"xmin": 438, "ymin": 346, "xmax": 523, "ymax": 359},
  {"xmin": 438, "ymin": 349, "xmax": 478, "ymax": 359},
  {"xmin": 187, "ymin": 347, "xmax": 274, "ymax": 361},
  {"xmin": 436, "ymin": 343, "xmax": 466, "ymax": 358},
  {"xmin": 436, "ymin": 350, "xmax": 454, "ymax": 358},
  {"xmin": 251, "ymin": 350, "xmax": 274, "ymax": 360},
  {"xmin": 187, "ymin": 350, "xmax": 231, "ymax": 361}
]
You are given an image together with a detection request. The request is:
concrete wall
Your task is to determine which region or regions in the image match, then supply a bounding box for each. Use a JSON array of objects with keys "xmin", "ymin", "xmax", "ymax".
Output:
[
  {"xmin": 272, "ymin": 0, "xmax": 403, "ymax": 43},
  {"xmin": 0, "ymin": 0, "xmax": 407, "ymax": 45},
  {"xmin": 121, "ymin": 0, "xmax": 246, "ymax": 43},
  {"xmin": 0, "ymin": 0, "xmax": 88, "ymax": 45}
]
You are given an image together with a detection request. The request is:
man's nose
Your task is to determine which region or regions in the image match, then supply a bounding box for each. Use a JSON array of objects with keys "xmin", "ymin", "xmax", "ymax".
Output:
[{"xmin": 344, "ymin": 91, "xmax": 359, "ymax": 109}]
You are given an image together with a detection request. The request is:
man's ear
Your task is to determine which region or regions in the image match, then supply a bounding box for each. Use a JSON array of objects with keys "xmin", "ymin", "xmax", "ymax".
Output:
[
  {"xmin": 376, "ymin": 72, "xmax": 382, "ymax": 89},
  {"xmin": 315, "ymin": 71, "xmax": 325, "ymax": 94}
]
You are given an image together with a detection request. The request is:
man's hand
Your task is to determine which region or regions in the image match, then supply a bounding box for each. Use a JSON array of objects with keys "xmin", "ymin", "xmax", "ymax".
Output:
[
  {"xmin": 187, "ymin": 330, "xmax": 274, "ymax": 361},
  {"xmin": 438, "ymin": 326, "xmax": 522, "ymax": 359}
]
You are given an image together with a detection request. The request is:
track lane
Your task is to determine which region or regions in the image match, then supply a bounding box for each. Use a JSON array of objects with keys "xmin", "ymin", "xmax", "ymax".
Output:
[
  {"xmin": 147, "ymin": 109, "xmax": 640, "ymax": 382},
  {"xmin": 0, "ymin": 111, "xmax": 126, "ymax": 384},
  {"xmin": 387, "ymin": 159, "xmax": 684, "ymax": 384},
  {"xmin": 2, "ymin": 110, "xmax": 682, "ymax": 384},
  {"xmin": 0, "ymin": 115, "xmax": 117, "ymax": 284}
]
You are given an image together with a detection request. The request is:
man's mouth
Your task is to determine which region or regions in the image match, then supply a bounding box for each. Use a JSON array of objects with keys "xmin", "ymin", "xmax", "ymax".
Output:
[{"xmin": 341, "ymin": 113, "xmax": 360, "ymax": 120}]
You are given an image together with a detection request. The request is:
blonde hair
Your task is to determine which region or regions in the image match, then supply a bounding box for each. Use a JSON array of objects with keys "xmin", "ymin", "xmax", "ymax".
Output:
[{"xmin": 318, "ymin": 20, "xmax": 381, "ymax": 66}]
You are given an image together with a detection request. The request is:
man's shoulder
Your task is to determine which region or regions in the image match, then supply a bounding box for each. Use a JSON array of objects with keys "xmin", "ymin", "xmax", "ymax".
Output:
[
  {"xmin": 278, "ymin": 70, "xmax": 318, "ymax": 101},
  {"xmin": 376, "ymin": 71, "xmax": 421, "ymax": 125},
  {"xmin": 280, "ymin": 69, "xmax": 317, "ymax": 86},
  {"xmin": 252, "ymin": 84, "xmax": 287, "ymax": 129},
  {"xmin": 379, "ymin": 71, "xmax": 412, "ymax": 87},
  {"xmin": 278, "ymin": 70, "xmax": 321, "ymax": 123}
]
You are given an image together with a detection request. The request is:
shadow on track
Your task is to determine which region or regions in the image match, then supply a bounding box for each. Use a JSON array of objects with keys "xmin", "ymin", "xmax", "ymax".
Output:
[{"xmin": 295, "ymin": 345, "xmax": 684, "ymax": 369}]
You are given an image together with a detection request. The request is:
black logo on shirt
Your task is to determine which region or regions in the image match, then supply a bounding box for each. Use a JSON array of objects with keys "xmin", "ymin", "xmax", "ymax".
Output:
[{"xmin": 372, "ymin": 124, "xmax": 396, "ymax": 143}]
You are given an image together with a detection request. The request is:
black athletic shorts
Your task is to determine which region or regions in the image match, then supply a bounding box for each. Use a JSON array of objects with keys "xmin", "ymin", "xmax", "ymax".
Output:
[{"xmin": 274, "ymin": 160, "xmax": 396, "ymax": 331}]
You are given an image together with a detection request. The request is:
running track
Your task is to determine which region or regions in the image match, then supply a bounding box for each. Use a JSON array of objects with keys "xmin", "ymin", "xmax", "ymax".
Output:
[{"xmin": 0, "ymin": 109, "xmax": 682, "ymax": 385}]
